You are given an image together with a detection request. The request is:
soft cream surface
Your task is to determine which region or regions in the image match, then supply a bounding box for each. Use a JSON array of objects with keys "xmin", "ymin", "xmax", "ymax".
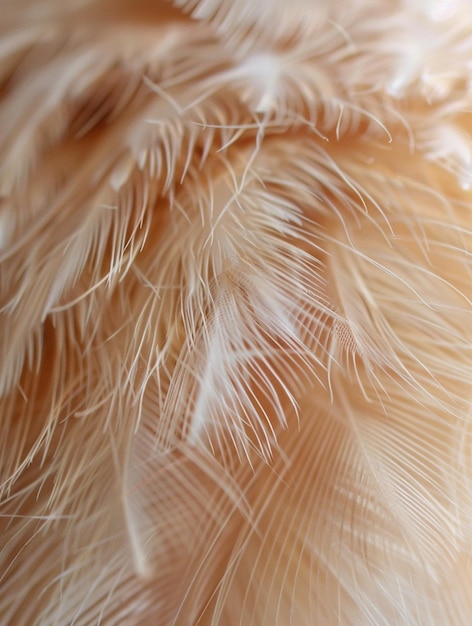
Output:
[{"xmin": 2, "ymin": 1, "xmax": 472, "ymax": 624}]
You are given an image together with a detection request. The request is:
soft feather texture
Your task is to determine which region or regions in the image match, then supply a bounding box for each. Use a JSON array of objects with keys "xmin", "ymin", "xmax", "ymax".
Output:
[{"xmin": 2, "ymin": 0, "xmax": 472, "ymax": 624}]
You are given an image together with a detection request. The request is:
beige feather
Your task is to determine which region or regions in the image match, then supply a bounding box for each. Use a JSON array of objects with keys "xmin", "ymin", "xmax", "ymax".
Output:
[{"xmin": 2, "ymin": 0, "xmax": 472, "ymax": 624}]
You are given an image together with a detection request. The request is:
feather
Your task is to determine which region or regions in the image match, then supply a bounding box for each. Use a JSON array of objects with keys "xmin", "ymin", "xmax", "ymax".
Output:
[{"xmin": 2, "ymin": 0, "xmax": 472, "ymax": 624}]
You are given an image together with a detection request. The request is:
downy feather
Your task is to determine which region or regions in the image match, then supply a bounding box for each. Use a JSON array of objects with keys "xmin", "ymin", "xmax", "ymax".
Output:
[{"xmin": 2, "ymin": 0, "xmax": 472, "ymax": 624}]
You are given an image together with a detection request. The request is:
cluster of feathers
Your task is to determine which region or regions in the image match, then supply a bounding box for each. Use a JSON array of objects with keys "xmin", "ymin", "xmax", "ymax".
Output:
[{"xmin": 2, "ymin": 0, "xmax": 472, "ymax": 623}]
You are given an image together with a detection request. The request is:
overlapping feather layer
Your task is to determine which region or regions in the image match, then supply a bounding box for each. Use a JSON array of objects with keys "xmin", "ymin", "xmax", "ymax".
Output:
[{"xmin": 2, "ymin": 0, "xmax": 472, "ymax": 624}]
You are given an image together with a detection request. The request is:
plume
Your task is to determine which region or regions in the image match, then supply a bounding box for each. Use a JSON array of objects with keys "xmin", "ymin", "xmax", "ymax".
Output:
[{"xmin": 2, "ymin": 0, "xmax": 472, "ymax": 624}]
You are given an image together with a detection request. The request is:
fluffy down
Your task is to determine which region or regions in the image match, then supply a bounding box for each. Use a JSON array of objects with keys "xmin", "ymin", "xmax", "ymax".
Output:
[{"xmin": 2, "ymin": 0, "xmax": 472, "ymax": 624}]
